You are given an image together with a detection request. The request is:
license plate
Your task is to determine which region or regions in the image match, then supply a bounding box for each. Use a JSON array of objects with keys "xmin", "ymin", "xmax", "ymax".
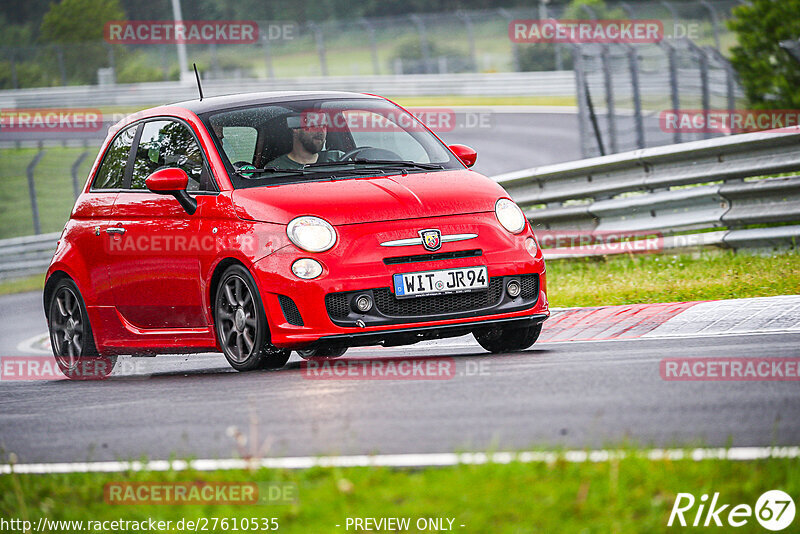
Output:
[{"xmin": 393, "ymin": 266, "xmax": 488, "ymax": 298}]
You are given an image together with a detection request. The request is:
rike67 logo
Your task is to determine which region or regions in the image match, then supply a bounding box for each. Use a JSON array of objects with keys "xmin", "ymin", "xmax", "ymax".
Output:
[{"xmin": 668, "ymin": 490, "xmax": 796, "ymax": 531}]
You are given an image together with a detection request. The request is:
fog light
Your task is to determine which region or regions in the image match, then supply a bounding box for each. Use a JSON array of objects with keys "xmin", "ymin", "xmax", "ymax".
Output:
[
  {"xmin": 507, "ymin": 280, "xmax": 521, "ymax": 298},
  {"xmin": 354, "ymin": 294, "xmax": 373, "ymax": 313},
  {"xmin": 525, "ymin": 237, "xmax": 539, "ymax": 257},
  {"xmin": 291, "ymin": 258, "xmax": 323, "ymax": 279}
]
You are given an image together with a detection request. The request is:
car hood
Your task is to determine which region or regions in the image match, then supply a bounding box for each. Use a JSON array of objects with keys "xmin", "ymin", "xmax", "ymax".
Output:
[{"xmin": 231, "ymin": 170, "xmax": 507, "ymax": 226}]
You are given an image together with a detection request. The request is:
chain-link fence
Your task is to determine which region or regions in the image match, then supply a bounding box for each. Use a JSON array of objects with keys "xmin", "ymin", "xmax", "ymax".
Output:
[
  {"xmin": 574, "ymin": 38, "xmax": 743, "ymax": 158},
  {"xmin": 0, "ymin": 1, "xmax": 740, "ymax": 89}
]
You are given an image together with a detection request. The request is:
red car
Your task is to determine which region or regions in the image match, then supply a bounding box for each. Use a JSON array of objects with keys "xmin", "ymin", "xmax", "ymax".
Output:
[{"xmin": 44, "ymin": 92, "xmax": 549, "ymax": 378}]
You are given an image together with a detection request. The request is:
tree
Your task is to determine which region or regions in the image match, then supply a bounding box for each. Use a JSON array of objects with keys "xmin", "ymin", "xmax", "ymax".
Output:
[
  {"xmin": 40, "ymin": 0, "xmax": 124, "ymax": 44},
  {"xmin": 727, "ymin": 0, "xmax": 800, "ymax": 110}
]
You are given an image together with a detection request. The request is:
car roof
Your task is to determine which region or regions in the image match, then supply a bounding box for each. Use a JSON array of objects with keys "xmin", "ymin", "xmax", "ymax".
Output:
[{"xmin": 172, "ymin": 91, "xmax": 383, "ymax": 114}]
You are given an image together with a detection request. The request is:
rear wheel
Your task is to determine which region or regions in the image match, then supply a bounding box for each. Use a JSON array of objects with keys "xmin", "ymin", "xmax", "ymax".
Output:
[
  {"xmin": 214, "ymin": 265, "xmax": 291, "ymax": 371},
  {"xmin": 296, "ymin": 347, "xmax": 348, "ymax": 359},
  {"xmin": 474, "ymin": 322, "xmax": 543, "ymax": 354},
  {"xmin": 47, "ymin": 279, "xmax": 116, "ymax": 380}
]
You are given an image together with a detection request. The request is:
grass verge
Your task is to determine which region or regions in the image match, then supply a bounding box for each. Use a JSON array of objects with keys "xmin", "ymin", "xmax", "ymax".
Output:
[
  {"xmin": 0, "ymin": 275, "xmax": 44, "ymax": 297},
  {"xmin": 546, "ymin": 250, "xmax": 800, "ymax": 308},
  {"xmin": 1, "ymin": 453, "xmax": 797, "ymax": 532}
]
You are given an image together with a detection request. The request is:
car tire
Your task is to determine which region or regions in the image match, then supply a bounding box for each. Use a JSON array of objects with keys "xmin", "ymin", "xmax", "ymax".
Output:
[
  {"xmin": 296, "ymin": 347, "xmax": 348, "ymax": 359},
  {"xmin": 473, "ymin": 322, "xmax": 543, "ymax": 354},
  {"xmin": 214, "ymin": 265, "xmax": 291, "ymax": 371},
  {"xmin": 47, "ymin": 278, "xmax": 117, "ymax": 380}
]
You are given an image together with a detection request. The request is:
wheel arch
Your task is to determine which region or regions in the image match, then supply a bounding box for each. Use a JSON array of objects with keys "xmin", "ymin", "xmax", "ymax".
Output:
[{"xmin": 43, "ymin": 270, "xmax": 74, "ymax": 322}]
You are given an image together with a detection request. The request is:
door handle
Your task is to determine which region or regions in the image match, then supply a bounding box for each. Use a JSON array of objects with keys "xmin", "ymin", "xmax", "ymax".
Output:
[{"xmin": 106, "ymin": 227, "xmax": 126, "ymax": 235}]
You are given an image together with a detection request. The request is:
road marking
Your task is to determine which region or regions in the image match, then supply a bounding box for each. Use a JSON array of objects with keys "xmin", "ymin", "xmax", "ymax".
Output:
[
  {"xmin": 2, "ymin": 446, "xmax": 798, "ymax": 475},
  {"xmin": 15, "ymin": 333, "xmax": 50, "ymax": 355}
]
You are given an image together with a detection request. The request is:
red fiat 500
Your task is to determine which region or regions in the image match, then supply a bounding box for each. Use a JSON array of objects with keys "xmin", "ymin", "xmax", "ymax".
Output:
[{"xmin": 44, "ymin": 92, "xmax": 549, "ymax": 377}]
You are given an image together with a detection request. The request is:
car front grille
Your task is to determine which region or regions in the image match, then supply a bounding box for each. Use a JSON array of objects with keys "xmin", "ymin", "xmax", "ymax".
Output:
[
  {"xmin": 372, "ymin": 278, "xmax": 504, "ymax": 317},
  {"xmin": 325, "ymin": 274, "xmax": 539, "ymax": 325}
]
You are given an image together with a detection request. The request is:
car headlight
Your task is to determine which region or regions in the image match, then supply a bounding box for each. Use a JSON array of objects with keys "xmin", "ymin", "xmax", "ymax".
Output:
[
  {"xmin": 287, "ymin": 216, "xmax": 337, "ymax": 252},
  {"xmin": 495, "ymin": 199, "xmax": 526, "ymax": 234}
]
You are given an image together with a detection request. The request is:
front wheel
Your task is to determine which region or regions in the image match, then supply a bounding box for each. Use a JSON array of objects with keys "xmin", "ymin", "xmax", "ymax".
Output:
[
  {"xmin": 296, "ymin": 347, "xmax": 348, "ymax": 359},
  {"xmin": 473, "ymin": 322, "xmax": 543, "ymax": 354},
  {"xmin": 47, "ymin": 278, "xmax": 116, "ymax": 380},
  {"xmin": 214, "ymin": 265, "xmax": 291, "ymax": 371}
]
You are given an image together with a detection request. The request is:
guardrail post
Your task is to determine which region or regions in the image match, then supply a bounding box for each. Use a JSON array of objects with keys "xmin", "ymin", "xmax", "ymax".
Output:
[
  {"xmin": 71, "ymin": 151, "xmax": 88, "ymax": 199},
  {"xmin": 628, "ymin": 45, "xmax": 645, "ymax": 149},
  {"xmin": 601, "ymin": 45, "xmax": 618, "ymax": 153},
  {"xmin": 27, "ymin": 149, "xmax": 45, "ymax": 235}
]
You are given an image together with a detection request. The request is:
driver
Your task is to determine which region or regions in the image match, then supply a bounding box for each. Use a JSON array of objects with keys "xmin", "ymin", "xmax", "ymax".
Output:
[{"xmin": 266, "ymin": 114, "xmax": 343, "ymax": 169}]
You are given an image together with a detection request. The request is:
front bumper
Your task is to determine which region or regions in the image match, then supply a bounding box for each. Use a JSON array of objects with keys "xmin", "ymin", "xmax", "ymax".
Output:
[{"xmin": 250, "ymin": 212, "xmax": 549, "ymax": 348}]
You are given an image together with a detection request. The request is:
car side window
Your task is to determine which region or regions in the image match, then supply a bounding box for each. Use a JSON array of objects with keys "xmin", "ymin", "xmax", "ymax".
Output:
[
  {"xmin": 92, "ymin": 125, "xmax": 137, "ymax": 189},
  {"xmin": 130, "ymin": 119, "xmax": 214, "ymax": 192}
]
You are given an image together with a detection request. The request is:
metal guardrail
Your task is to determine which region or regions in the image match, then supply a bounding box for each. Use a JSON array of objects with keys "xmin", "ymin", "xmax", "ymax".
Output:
[
  {"xmin": 0, "ymin": 232, "xmax": 61, "ymax": 280},
  {"xmin": 495, "ymin": 126, "xmax": 800, "ymax": 257},
  {"xmin": 2, "ymin": 127, "xmax": 799, "ymax": 279},
  {"xmin": 0, "ymin": 72, "xmax": 576, "ymax": 110}
]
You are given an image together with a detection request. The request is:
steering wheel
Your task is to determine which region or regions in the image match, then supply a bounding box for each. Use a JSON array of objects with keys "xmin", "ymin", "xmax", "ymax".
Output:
[{"xmin": 339, "ymin": 146, "xmax": 402, "ymax": 162}]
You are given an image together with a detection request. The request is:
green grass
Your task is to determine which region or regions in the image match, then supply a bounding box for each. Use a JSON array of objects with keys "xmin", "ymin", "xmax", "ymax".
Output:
[
  {"xmin": 0, "ymin": 147, "xmax": 96, "ymax": 239},
  {"xmin": 0, "ymin": 275, "xmax": 44, "ymax": 296},
  {"xmin": 547, "ymin": 250, "xmax": 800, "ymax": 308},
  {"xmin": 1, "ymin": 453, "xmax": 797, "ymax": 532}
]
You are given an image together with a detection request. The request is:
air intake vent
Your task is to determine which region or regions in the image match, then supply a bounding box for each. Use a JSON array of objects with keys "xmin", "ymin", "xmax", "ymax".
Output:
[{"xmin": 278, "ymin": 295, "xmax": 304, "ymax": 326}]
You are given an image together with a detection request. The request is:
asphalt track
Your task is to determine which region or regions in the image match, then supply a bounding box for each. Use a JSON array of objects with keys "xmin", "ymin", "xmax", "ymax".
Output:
[
  {"xmin": 0, "ymin": 117, "xmax": 797, "ymax": 466},
  {"xmin": 0, "ymin": 292, "xmax": 798, "ymax": 464}
]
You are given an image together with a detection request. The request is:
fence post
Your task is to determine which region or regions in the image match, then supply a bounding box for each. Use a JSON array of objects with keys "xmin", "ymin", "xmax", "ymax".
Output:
[
  {"xmin": 309, "ymin": 23, "xmax": 328, "ymax": 76},
  {"xmin": 573, "ymin": 45, "xmax": 587, "ymax": 157},
  {"xmin": 55, "ymin": 44, "xmax": 67, "ymax": 86},
  {"xmin": 699, "ymin": 0, "xmax": 721, "ymax": 50},
  {"xmin": 71, "ymin": 151, "xmax": 88, "ymax": 199},
  {"xmin": 601, "ymin": 45, "xmax": 618, "ymax": 154},
  {"xmin": 106, "ymin": 43, "xmax": 116, "ymax": 83},
  {"xmin": 27, "ymin": 149, "xmax": 45, "ymax": 235},
  {"xmin": 457, "ymin": 11, "xmax": 478, "ymax": 72},
  {"xmin": 686, "ymin": 39, "xmax": 711, "ymax": 140},
  {"xmin": 497, "ymin": 9, "xmax": 520, "ymax": 72},
  {"xmin": 627, "ymin": 46, "xmax": 645, "ymax": 149},
  {"xmin": 660, "ymin": 40, "xmax": 681, "ymax": 144},
  {"xmin": 409, "ymin": 14, "xmax": 431, "ymax": 74},
  {"xmin": 261, "ymin": 32, "xmax": 275, "ymax": 79},
  {"xmin": 660, "ymin": 1, "xmax": 680, "ymax": 37},
  {"xmin": 10, "ymin": 51, "xmax": 19, "ymax": 90},
  {"xmin": 707, "ymin": 47, "xmax": 737, "ymax": 135},
  {"xmin": 359, "ymin": 18, "xmax": 380, "ymax": 75}
]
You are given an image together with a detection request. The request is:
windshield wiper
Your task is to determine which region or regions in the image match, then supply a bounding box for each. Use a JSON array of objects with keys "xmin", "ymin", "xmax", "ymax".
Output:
[
  {"xmin": 305, "ymin": 159, "xmax": 444, "ymax": 171},
  {"xmin": 234, "ymin": 166, "xmax": 316, "ymax": 178}
]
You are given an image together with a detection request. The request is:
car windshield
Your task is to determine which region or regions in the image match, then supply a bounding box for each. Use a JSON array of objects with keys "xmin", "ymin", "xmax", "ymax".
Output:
[{"xmin": 200, "ymin": 97, "xmax": 461, "ymax": 188}]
